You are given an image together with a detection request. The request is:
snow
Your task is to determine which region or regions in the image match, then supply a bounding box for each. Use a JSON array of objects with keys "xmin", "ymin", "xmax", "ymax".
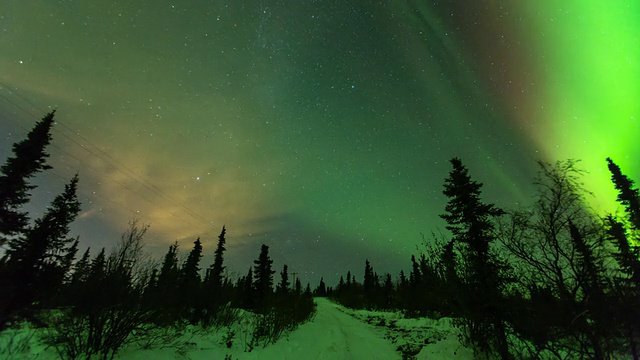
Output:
[
  {"xmin": 254, "ymin": 298, "xmax": 401, "ymax": 359},
  {"xmin": 0, "ymin": 298, "xmax": 473, "ymax": 359},
  {"xmin": 340, "ymin": 304, "xmax": 473, "ymax": 359}
]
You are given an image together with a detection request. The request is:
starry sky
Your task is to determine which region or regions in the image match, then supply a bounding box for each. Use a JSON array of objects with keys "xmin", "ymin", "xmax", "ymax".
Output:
[{"xmin": 1, "ymin": 1, "xmax": 638, "ymax": 285}]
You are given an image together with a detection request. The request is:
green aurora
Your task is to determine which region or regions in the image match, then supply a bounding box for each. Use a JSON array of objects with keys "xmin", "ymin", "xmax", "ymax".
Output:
[{"xmin": 0, "ymin": 1, "xmax": 637, "ymax": 283}]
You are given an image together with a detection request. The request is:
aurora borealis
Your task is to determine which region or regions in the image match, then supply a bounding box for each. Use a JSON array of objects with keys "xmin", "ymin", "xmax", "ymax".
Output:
[{"xmin": 0, "ymin": 1, "xmax": 638, "ymax": 284}]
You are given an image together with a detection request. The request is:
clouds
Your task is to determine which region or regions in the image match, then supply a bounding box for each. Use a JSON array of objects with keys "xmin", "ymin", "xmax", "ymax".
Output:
[{"xmin": 3, "ymin": 1, "xmax": 636, "ymax": 286}]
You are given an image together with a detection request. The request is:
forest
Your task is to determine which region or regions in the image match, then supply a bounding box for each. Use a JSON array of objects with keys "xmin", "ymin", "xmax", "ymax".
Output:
[{"xmin": 1, "ymin": 112, "xmax": 639, "ymax": 359}]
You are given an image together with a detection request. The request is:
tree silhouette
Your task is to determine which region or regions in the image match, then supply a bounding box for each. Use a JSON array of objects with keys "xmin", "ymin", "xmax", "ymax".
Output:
[
  {"xmin": 0, "ymin": 111, "xmax": 55, "ymax": 243},
  {"xmin": 181, "ymin": 238, "xmax": 203, "ymax": 322},
  {"xmin": 0, "ymin": 174, "xmax": 81, "ymax": 327},
  {"xmin": 276, "ymin": 264, "xmax": 290, "ymax": 294},
  {"xmin": 182, "ymin": 238, "xmax": 203, "ymax": 286},
  {"xmin": 440, "ymin": 158, "xmax": 510, "ymax": 359},
  {"xmin": 363, "ymin": 260, "xmax": 374, "ymax": 295},
  {"xmin": 315, "ymin": 277, "xmax": 327, "ymax": 297},
  {"xmin": 605, "ymin": 158, "xmax": 640, "ymax": 360},
  {"xmin": 240, "ymin": 266, "xmax": 254, "ymax": 309},
  {"xmin": 253, "ymin": 244, "xmax": 274, "ymax": 311},
  {"xmin": 154, "ymin": 241, "xmax": 180, "ymax": 321},
  {"xmin": 607, "ymin": 157, "xmax": 640, "ymax": 230},
  {"xmin": 207, "ymin": 226, "xmax": 226, "ymax": 290},
  {"xmin": 497, "ymin": 160, "xmax": 613, "ymax": 358}
]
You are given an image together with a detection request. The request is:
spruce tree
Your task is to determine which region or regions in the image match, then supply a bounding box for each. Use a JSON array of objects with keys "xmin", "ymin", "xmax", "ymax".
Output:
[
  {"xmin": 294, "ymin": 278, "xmax": 302, "ymax": 295},
  {"xmin": 606, "ymin": 158, "xmax": 640, "ymax": 359},
  {"xmin": 337, "ymin": 276, "xmax": 345, "ymax": 293},
  {"xmin": 276, "ymin": 264, "xmax": 290, "ymax": 294},
  {"xmin": 607, "ymin": 214, "xmax": 640, "ymax": 359},
  {"xmin": 207, "ymin": 226, "xmax": 226, "ymax": 289},
  {"xmin": 0, "ymin": 112, "xmax": 56, "ymax": 243},
  {"xmin": 607, "ymin": 157, "xmax": 640, "ymax": 230},
  {"xmin": 363, "ymin": 260, "xmax": 375, "ymax": 294},
  {"xmin": 70, "ymin": 247, "xmax": 92, "ymax": 287},
  {"xmin": 440, "ymin": 158, "xmax": 510, "ymax": 359},
  {"xmin": 157, "ymin": 242, "xmax": 179, "ymax": 289},
  {"xmin": 253, "ymin": 244, "xmax": 274, "ymax": 311},
  {"xmin": 75, "ymin": 247, "xmax": 105, "ymax": 314},
  {"xmin": 180, "ymin": 238, "xmax": 202, "ymax": 321},
  {"xmin": 182, "ymin": 238, "xmax": 203, "ymax": 286},
  {"xmin": 569, "ymin": 221, "xmax": 610, "ymax": 359},
  {"xmin": 241, "ymin": 266, "xmax": 254, "ymax": 309},
  {"xmin": 607, "ymin": 216, "xmax": 640, "ymax": 286},
  {"xmin": 316, "ymin": 277, "xmax": 326, "ymax": 296},
  {"xmin": 89, "ymin": 248, "xmax": 107, "ymax": 282},
  {"xmin": 363, "ymin": 260, "xmax": 375, "ymax": 307},
  {"xmin": 0, "ymin": 174, "xmax": 81, "ymax": 326},
  {"xmin": 155, "ymin": 242, "xmax": 179, "ymax": 315}
]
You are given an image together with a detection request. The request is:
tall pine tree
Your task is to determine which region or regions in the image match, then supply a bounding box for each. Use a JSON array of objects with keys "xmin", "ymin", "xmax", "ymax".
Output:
[
  {"xmin": 181, "ymin": 238, "xmax": 203, "ymax": 287},
  {"xmin": 207, "ymin": 225, "xmax": 226, "ymax": 290},
  {"xmin": 440, "ymin": 158, "xmax": 510, "ymax": 359},
  {"xmin": 253, "ymin": 244, "xmax": 275, "ymax": 311},
  {"xmin": 605, "ymin": 158, "xmax": 640, "ymax": 359},
  {"xmin": 0, "ymin": 174, "xmax": 81, "ymax": 327},
  {"xmin": 0, "ymin": 111, "xmax": 55, "ymax": 243},
  {"xmin": 607, "ymin": 157, "xmax": 640, "ymax": 230},
  {"xmin": 276, "ymin": 264, "xmax": 290, "ymax": 294},
  {"xmin": 181, "ymin": 238, "xmax": 203, "ymax": 322}
]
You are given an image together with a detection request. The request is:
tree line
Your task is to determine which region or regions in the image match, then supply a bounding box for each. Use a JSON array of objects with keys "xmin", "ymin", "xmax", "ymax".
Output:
[
  {"xmin": 327, "ymin": 158, "xmax": 639, "ymax": 359},
  {"xmin": 0, "ymin": 112, "xmax": 315, "ymax": 359},
  {"xmin": 2, "ymin": 111, "xmax": 638, "ymax": 359}
]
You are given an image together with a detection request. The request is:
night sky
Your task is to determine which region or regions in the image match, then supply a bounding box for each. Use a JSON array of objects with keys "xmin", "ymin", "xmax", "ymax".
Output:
[{"xmin": 1, "ymin": 1, "xmax": 638, "ymax": 285}]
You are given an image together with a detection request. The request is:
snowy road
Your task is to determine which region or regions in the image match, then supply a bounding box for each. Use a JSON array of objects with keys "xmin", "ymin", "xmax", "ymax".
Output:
[{"xmin": 255, "ymin": 298, "xmax": 401, "ymax": 360}]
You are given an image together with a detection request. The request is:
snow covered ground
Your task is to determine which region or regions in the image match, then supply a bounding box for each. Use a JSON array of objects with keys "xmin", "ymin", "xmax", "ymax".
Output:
[
  {"xmin": 337, "ymin": 301, "xmax": 473, "ymax": 359},
  {"xmin": 0, "ymin": 298, "xmax": 473, "ymax": 359}
]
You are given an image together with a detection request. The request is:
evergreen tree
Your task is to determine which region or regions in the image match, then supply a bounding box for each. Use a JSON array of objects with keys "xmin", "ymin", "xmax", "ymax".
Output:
[
  {"xmin": 70, "ymin": 247, "xmax": 92, "ymax": 287},
  {"xmin": 181, "ymin": 238, "xmax": 203, "ymax": 286},
  {"xmin": 241, "ymin": 266, "xmax": 254, "ymax": 309},
  {"xmin": 569, "ymin": 221, "xmax": 608, "ymax": 359},
  {"xmin": 207, "ymin": 226, "xmax": 226, "ymax": 289},
  {"xmin": 399, "ymin": 270, "xmax": 407, "ymax": 286},
  {"xmin": 294, "ymin": 278, "xmax": 302, "ymax": 295},
  {"xmin": 276, "ymin": 264, "xmax": 290, "ymax": 294},
  {"xmin": 154, "ymin": 242, "xmax": 180, "ymax": 317},
  {"xmin": 605, "ymin": 159, "xmax": 640, "ymax": 359},
  {"xmin": 253, "ymin": 244, "xmax": 275, "ymax": 310},
  {"xmin": 607, "ymin": 216, "xmax": 640, "ymax": 286},
  {"xmin": 440, "ymin": 158, "xmax": 510, "ymax": 359},
  {"xmin": 180, "ymin": 238, "xmax": 202, "ymax": 322},
  {"xmin": 381, "ymin": 273, "xmax": 394, "ymax": 309},
  {"xmin": 89, "ymin": 248, "xmax": 107, "ymax": 282},
  {"xmin": 75, "ymin": 247, "xmax": 106, "ymax": 314},
  {"xmin": 607, "ymin": 214, "xmax": 640, "ymax": 359},
  {"xmin": 336, "ymin": 276, "xmax": 345, "ymax": 293},
  {"xmin": 315, "ymin": 277, "xmax": 327, "ymax": 296},
  {"xmin": 0, "ymin": 174, "xmax": 81, "ymax": 326},
  {"xmin": 0, "ymin": 111, "xmax": 55, "ymax": 243},
  {"xmin": 363, "ymin": 260, "xmax": 375, "ymax": 294},
  {"xmin": 157, "ymin": 242, "xmax": 179, "ymax": 289},
  {"xmin": 607, "ymin": 157, "xmax": 640, "ymax": 230},
  {"xmin": 409, "ymin": 255, "xmax": 421, "ymax": 286}
]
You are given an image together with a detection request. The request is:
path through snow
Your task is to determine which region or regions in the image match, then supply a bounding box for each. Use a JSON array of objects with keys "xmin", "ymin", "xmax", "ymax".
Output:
[{"xmin": 253, "ymin": 297, "xmax": 401, "ymax": 359}]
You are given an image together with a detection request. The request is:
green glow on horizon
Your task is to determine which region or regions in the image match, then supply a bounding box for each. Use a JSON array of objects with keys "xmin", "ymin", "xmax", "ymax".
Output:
[{"xmin": 528, "ymin": 1, "xmax": 640, "ymax": 212}]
